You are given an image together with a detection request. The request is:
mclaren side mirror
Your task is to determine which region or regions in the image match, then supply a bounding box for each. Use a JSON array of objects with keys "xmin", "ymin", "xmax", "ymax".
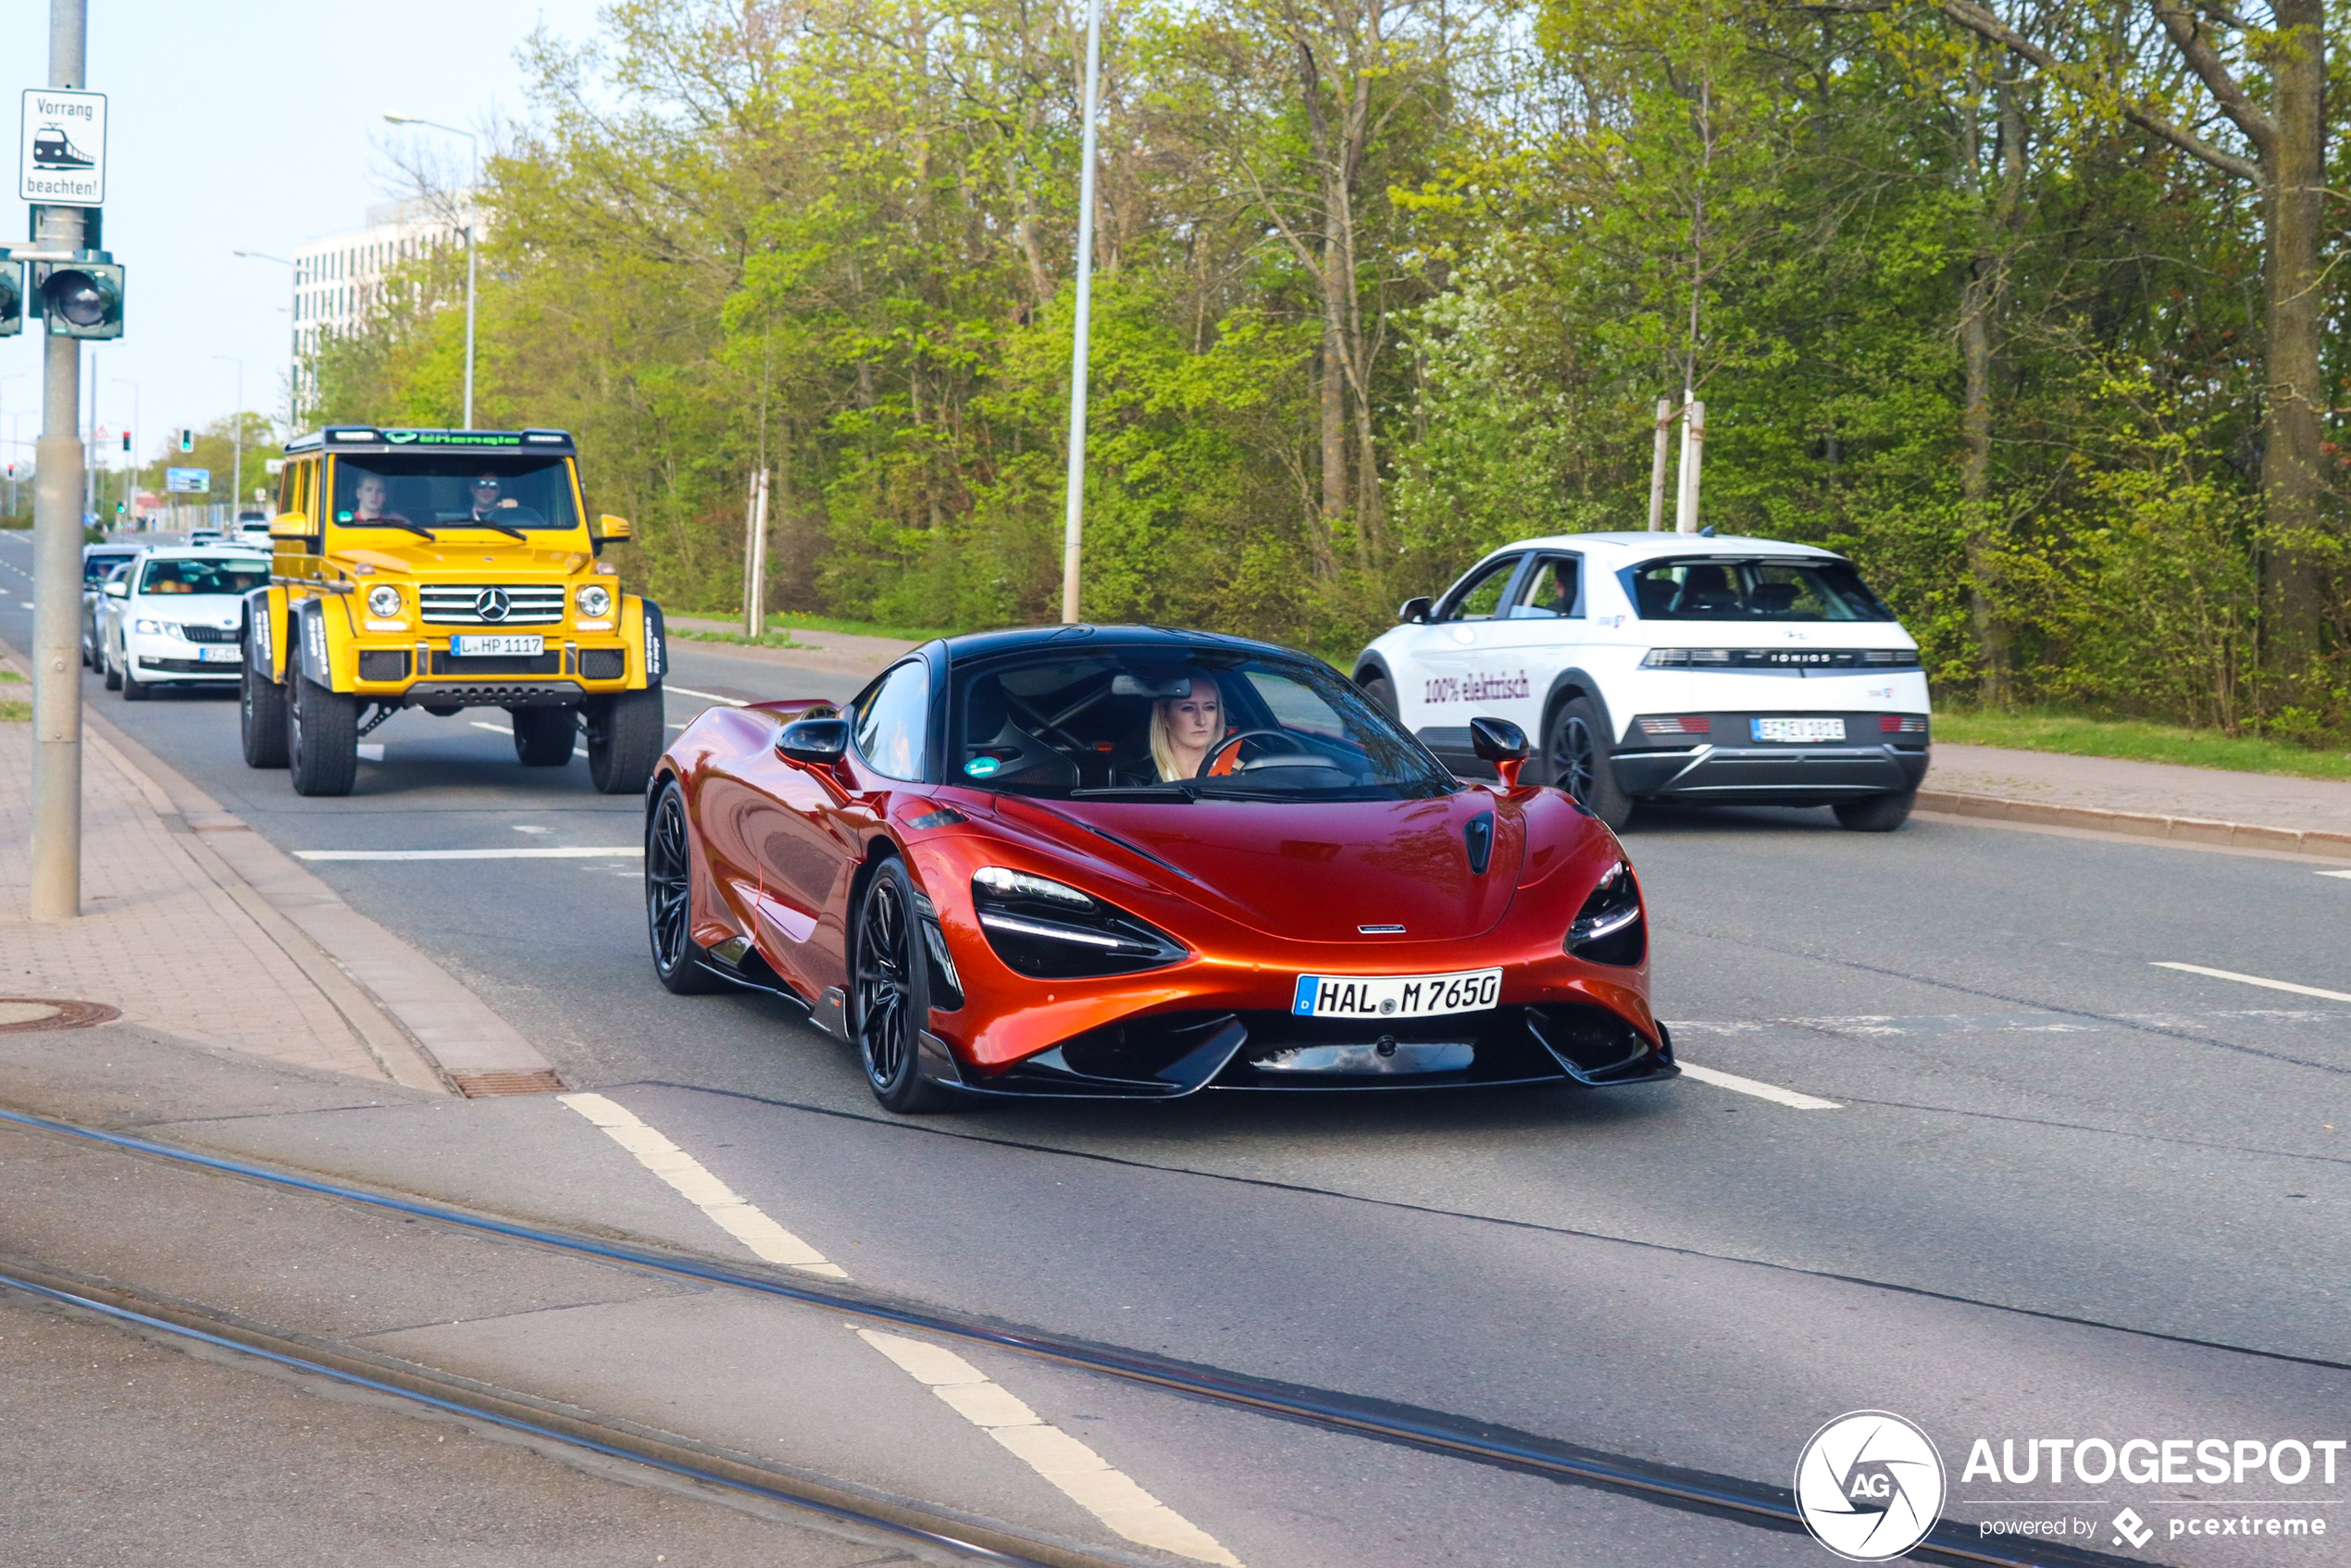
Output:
[
  {"xmin": 1398, "ymin": 595, "xmax": 1433, "ymax": 625},
  {"xmin": 267, "ymin": 512, "xmax": 317, "ymax": 540},
  {"xmin": 777, "ymin": 716, "xmax": 851, "ymax": 765},
  {"xmin": 103, "ymin": 579, "xmax": 128, "ymax": 599},
  {"xmin": 1469, "ymin": 715, "xmax": 1531, "ymax": 788}
]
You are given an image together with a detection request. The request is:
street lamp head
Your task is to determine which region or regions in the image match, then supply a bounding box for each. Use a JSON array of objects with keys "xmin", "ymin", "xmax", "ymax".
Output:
[{"xmin": 384, "ymin": 112, "xmax": 420, "ymax": 125}]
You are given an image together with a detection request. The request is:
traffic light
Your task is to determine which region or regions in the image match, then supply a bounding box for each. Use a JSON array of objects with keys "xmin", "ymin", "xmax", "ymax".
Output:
[
  {"xmin": 0, "ymin": 265, "xmax": 20, "ymax": 337},
  {"xmin": 177, "ymin": 428, "xmax": 193, "ymax": 454},
  {"xmin": 119, "ymin": 430, "xmax": 131, "ymax": 454},
  {"xmin": 32, "ymin": 261, "xmax": 123, "ymax": 340}
]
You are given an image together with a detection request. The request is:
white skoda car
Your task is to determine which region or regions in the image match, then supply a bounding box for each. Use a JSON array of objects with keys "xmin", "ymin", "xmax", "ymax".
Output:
[
  {"xmin": 1352, "ymin": 532, "xmax": 1931, "ymax": 831},
  {"xmin": 100, "ymin": 548, "xmax": 273, "ymax": 701}
]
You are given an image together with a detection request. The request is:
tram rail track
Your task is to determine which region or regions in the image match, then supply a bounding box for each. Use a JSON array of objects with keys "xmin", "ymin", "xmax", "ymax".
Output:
[{"xmin": 0, "ymin": 1103, "xmax": 2141, "ymax": 1568}]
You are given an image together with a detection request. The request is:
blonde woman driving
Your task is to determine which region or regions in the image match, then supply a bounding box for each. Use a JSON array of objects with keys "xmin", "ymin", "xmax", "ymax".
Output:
[{"xmin": 1132, "ymin": 675, "xmax": 1226, "ymax": 782}]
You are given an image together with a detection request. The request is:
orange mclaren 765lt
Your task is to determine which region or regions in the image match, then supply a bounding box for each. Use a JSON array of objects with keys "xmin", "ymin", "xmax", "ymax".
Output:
[{"xmin": 645, "ymin": 626, "xmax": 1676, "ymax": 1110}]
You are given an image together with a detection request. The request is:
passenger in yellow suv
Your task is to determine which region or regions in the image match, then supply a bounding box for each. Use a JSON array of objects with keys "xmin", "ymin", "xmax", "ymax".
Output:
[{"xmin": 241, "ymin": 426, "xmax": 669, "ymax": 797}]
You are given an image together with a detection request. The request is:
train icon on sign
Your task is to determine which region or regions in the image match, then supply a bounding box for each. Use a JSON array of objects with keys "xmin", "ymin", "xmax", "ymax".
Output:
[{"xmin": 31, "ymin": 125, "xmax": 94, "ymax": 169}]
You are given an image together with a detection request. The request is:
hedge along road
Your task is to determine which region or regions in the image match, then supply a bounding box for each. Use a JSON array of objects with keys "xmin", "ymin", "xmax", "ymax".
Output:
[{"xmin": 6, "ymin": 531, "xmax": 2351, "ymax": 1564}]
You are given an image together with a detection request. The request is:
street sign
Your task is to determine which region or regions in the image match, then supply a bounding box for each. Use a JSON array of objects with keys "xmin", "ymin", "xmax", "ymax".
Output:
[
  {"xmin": 19, "ymin": 89, "xmax": 106, "ymax": 206},
  {"xmin": 165, "ymin": 467, "xmax": 209, "ymax": 494}
]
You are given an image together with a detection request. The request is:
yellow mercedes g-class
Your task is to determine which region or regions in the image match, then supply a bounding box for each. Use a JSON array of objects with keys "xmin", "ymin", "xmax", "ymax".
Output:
[{"xmin": 240, "ymin": 426, "xmax": 668, "ymax": 797}]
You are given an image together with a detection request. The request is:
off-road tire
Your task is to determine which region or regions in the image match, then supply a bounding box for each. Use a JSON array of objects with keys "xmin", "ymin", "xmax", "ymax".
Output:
[
  {"xmin": 587, "ymin": 686, "xmax": 665, "ymax": 795},
  {"xmin": 852, "ymin": 858, "xmax": 954, "ymax": 1114},
  {"xmin": 287, "ymin": 676, "xmax": 359, "ymax": 797},
  {"xmin": 512, "ymin": 706, "xmax": 578, "ymax": 767},
  {"xmin": 645, "ymin": 778, "xmax": 726, "ymax": 994},
  {"xmin": 1833, "ymin": 790, "xmax": 1915, "ymax": 832},
  {"xmin": 241, "ymin": 660, "xmax": 290, "ymax": 768},
  {"xmin": 1544, "ymin": 695, "xmax": 1634, "ymax": 830}
]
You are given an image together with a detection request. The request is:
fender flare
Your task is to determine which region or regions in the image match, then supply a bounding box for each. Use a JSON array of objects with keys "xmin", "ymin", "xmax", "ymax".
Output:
[
  {"xmin": 290, "ymin": 595, "xmax": 336, "ymax": 687},
  {"xmin": 1351, "ymin": 651, "xmax": 1395, "ymax": 690}
]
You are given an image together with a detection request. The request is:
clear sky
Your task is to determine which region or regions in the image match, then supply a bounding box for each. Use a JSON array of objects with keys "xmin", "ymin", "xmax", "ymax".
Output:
[{"xmin": 0, "ymin": 0, "xmax": 607, "ymax": 486}]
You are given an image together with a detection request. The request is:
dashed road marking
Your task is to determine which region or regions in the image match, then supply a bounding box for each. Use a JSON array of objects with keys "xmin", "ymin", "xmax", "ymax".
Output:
[
  {"xmin": 2320, "ymin": 869, "xmax": 2351, "ymax": 881},
  {"xmin": 558, "ymin": 1093, "xmax": 846, "ymax": 1277},
  {"xmin": 470, "ymin": 717, "xmax": 588, "ymax": 758},
  {"xmin": 2152, "ymin": 961, "xmax": 2351, "ymax": 1005},
  {"xmin": 1675, "ymin": 1062, "xmax": 1841, "ymax": 1110},
  {"xmin": 563, "ymin": 1092, "xmax": 1238, "ymax": 1561},
  {"xmin": 295, "ymin": 846, "xmax": 641, "ymax": 861},
  {"xmin": 857, "ymin": 1328, "xmax": 1244, "ymax": 1566}
]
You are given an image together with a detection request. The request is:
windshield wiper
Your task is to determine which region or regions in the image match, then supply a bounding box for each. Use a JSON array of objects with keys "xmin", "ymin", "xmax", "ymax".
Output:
[
  {"xmin": 461, "ymin": 520, "xmax": 529, "ymax": 541},
  {"xmin": 379, "ymin": 521, "xmax": 439, "ymax": 541}
]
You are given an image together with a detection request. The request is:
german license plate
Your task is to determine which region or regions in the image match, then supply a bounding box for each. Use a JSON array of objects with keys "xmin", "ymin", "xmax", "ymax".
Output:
[
  {"xmin": 450, "ymin": 634, "xmax": 544, "ymax": 657},
  {"xmin": 1752, "ymin": 717, "xmax": 1845, "ymax": 743},
  {"xmin": 1291, "ymin": 968, "xmax": 1501, "ymax": 1019},
  {"xmin": 196, "ymin": 645, "xmax": 242, "ymax": 664}
]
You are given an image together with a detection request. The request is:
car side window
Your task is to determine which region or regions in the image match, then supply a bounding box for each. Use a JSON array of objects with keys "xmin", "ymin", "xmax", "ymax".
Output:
[
  {"xmin": 1507, "ymin": 555, "xmax": 1581, "ymax": 618},
  {"xmin": 1436, "ymin": 555, "xmax": 1522, "ymax": 622},
  {"xmin": 853, "ymin": 661, "xmax": 930, "ymax": 782}
]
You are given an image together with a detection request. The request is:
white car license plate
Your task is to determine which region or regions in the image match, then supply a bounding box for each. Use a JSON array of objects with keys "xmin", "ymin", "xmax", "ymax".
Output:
[
  {"xmin": 1752, "ymin": 717, "xmax": 1845, "ymax": 743},
  {"xmin": 449, "ymin": 634, "xmax": 544, "ymax": 657},
  {"xmin": 196, "ymin": 645, "xmax": 241, "ymax": 664},
  {"xmin": 1291, "ymin": 968, "xmax": 1501, "ymax": 1019}
]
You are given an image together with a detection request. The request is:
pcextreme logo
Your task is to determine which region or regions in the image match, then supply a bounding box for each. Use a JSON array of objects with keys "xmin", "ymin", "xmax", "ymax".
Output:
[{"xmin": 1795, "ymin": 1411, "xmax": 1947, "ymax": 1562}]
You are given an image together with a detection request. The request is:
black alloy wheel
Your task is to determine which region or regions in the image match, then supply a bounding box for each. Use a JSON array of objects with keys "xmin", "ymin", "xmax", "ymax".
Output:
[
  {"xmin": 512, "ymin": 705, "xmax": 578, "ymax": 766},
  {"xmin": 241, "ymin": 658, "xmax": 290, "ymax": 768},
  {"xmin": 645, "ymin": 779, "xmax": 724, "ymax": 994},
  {"xmin": 852, "ymin": 859, "xmax": 952, "ymax": 1113},
  {"xmin": 1546, "ymin": 695, "xmax": 1632, "ymax": 830},
  {"xmin": 286, "ymin": 676, "xmax": 359, "ymax": 797}
]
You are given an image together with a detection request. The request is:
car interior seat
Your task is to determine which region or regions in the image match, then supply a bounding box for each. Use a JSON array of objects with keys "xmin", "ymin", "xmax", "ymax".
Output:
[
  {"xmin": 963, "ymin": 675, "xmax": 1080, "ymax": 790},
  {"xmin": 1672, "ymin": 564, "xmax": 1741, "ymax": 616}
]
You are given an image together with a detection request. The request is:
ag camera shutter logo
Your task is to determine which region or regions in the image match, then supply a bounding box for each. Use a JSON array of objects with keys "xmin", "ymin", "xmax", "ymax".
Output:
[{"xmin": 1795, "ymin": 1411, "xmax": 1946, "ymax": 1561}]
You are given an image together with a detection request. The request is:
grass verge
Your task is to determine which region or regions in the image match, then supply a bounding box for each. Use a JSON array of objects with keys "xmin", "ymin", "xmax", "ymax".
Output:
[
  {"xmin": 1934, "ymin": 707, "xmax": 2351, "ymax": 783},
  {"xmin": 667, "ymin": 627, "xmax": 818, "ymax": 652},
  {"xmin": 674, "ymin": 609, "xmax": 950, "ymax": 644}
]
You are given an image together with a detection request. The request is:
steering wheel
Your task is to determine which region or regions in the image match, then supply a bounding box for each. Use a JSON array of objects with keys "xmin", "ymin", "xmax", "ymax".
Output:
[{"xmin": 1199, "ymin": 728, "xmax": 1322, "ymax": 778}]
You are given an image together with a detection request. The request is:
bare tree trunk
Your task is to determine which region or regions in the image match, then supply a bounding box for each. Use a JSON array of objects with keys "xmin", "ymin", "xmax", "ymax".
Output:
[
  {"xmin": 1959, "ymin": 66, "xmax": 2019, "ymax": 706},
  {"xmin": 1320, "ymin": 321, "xmax": 1347, "ymax": 533},
  {"xmin": 2259, "ymin": 0, "xmax": 2326, "ymax": 682}
]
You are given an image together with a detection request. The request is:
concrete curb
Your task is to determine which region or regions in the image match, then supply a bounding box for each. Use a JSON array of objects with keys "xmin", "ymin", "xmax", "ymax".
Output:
[
  {"xmin": 75, "ymin": 708, "xmax": 566, "ymax": 1098},
  {"xmin": 1917, "ymin": 788, "xmax": 2351, "ymax": 863}
]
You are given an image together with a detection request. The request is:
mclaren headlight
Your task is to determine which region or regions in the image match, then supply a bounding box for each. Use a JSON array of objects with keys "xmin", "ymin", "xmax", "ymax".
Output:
[
  {"xmin": 366, "ymin": 585, "xmax": 404, "ymax": 618},
  {"xmin": 971, "ymin": 866, "xmax": 1186, "ymax": 978},
  {"xmin": 1566, "ymin": 862, "xmax": 1645, "ymax": 966},
  {"xmin": 578, "ymin": 583, "xmax": 613, "ymax": 618}
]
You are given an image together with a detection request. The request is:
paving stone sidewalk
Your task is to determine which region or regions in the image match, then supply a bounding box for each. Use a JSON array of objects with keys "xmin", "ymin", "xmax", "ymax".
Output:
[
  {"xmin": 1927, "ymin": 742, "xmax": 2351, "ymax": 852},
  {"xmin": 0, "ymin": 717, "xmax": 394, "ymax": 1081}
]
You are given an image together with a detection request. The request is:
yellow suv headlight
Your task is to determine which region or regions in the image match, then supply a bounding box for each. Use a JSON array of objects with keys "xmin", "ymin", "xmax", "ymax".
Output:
[
  {"xmin": 578, "ymin": 583, "xmax": 613, "ymax": 618},
  {"xmin": 366, "ymin": 585, "xmax": 403, "ymax": 618}
]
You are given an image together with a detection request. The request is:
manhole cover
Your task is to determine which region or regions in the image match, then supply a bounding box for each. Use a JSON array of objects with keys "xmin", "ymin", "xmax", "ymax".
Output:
[{"xmin": 0, "ymin": 999, "xmax": 122, "ymax": 1033}]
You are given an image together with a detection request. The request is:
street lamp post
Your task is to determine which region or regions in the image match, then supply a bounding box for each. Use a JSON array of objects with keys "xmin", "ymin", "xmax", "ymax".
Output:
[
  {"xmin": 214, "ymin": 355, "xmax": 243, "ymax": 517},
  {"xmin": 382, "ymin": 114, "xmax": 478, "ymax": 429},
  {"xmin": 234, "ymin": 250, "xmax": 299, "ymax": 431},
  {"xmin": 0, "ymin": 375, "xmax": 24, "ymax": 518},
  {"xmin": 1059, "ymin": 0, "xmax": 1106, "ymax": 624}
]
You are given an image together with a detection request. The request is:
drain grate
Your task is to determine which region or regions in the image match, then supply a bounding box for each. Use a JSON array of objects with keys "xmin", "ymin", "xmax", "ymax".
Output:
[
  {"xmin": 0, "ymin": 999, "xmax": 121, "ymax": 1034},
  {"xmin": 448, "ymin": 1069, "xmax": 566, "ymax": 1098}
]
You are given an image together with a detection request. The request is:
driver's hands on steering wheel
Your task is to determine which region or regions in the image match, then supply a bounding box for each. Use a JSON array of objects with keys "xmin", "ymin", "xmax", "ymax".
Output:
[{"xmin": 1198, "ymin": 728, "xmax": 1320, "ymax": 778}]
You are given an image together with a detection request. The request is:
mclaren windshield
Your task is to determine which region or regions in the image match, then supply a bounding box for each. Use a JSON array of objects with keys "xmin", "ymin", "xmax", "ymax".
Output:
[
  {"xmin": 330, "ymin": 454, "xmax": 580, "ymax": 537},
  {"xmin": 950, "ymin": 650, "xmax": 1456, "ymax": 802}
]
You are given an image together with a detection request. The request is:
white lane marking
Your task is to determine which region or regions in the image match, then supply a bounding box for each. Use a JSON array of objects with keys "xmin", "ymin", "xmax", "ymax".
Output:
[
  {"xmin": 295, "ymin": 846, "xmax": 641, "ymax": 861},
  {"xmin": 2320, "ymin": 869, "xmax": 2351, "ymax": 881},
  {"xmin": 356, "ymin": 742, "xmax": 384, "ymax": 762},
  {"xmin": 665, "ymin": 683, "xmax": 750, "ymax": 706},
  {"xmin": 558, "ymin": 1093, "xmax": 848, "ymax": 1277},
  {"xmin": 2152, "ymin": 962, "xmax": 2351, "ymax": 1005},
  {"xmin": 19, "ymin": 601, "xmax": 31, "ymax": 610},
  {"xmin": 472, "ymin": 717, "xmax": 589, "ymax": 758},
  {"xmin": 857, "ymin": 1329, "xmax": 1244, "ymax": 1566},
  {"xmin": 1675, "ymin": 1062, "xmax": 1842, "ymax": 1110}
]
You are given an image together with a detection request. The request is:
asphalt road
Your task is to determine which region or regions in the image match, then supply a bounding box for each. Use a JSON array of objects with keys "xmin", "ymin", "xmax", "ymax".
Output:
[{"xmin": 6, "ymin": 529, "xmax": 2349, "ymax": 1565}]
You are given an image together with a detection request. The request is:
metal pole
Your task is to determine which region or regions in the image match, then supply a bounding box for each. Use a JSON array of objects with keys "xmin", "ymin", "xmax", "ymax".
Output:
[
  {"xmin": 216, "ymin": 356, "xmax": 243, "ymax": 509},
  {"xmin": 1675, "ymin": 399, "xmax": 1705, "ymax": 534},
  {"xmin": 112, "ymin": 379, "xmax": 137, "ymax": 528},
  {"xmin": 1058, "ymin": 0, "xmax": 1105, "ymax": 625},
  {"xmin": 1647, "ymin": 398, "xmax": 1672, "ymax": 531},
  {"xmin": 30, "ymin": 0, "xmax": 90, "ymax": 921},
  {"xmin": 743, "ymin": 469, "xmax": 770, "ymax": 639}
]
